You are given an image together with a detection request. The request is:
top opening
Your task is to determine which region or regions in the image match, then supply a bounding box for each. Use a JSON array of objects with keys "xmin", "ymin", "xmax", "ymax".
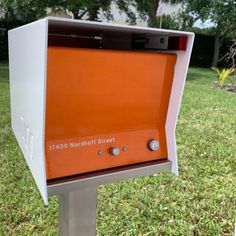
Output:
[{"xmin": 48, "ymin": 18, "xmax": 187, "ymax": 51}]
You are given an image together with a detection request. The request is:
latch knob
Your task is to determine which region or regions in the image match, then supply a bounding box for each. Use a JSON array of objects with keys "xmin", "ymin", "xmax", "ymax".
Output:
[
  {"xmin": 109, "ymin": 147, "xmax": 120, "ymax": 156},
  {"xmin": 147, "ymin": 139, "xmax": 159, "ymax": 151}
]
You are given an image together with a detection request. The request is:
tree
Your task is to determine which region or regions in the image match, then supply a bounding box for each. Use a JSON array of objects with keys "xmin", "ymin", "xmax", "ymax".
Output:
[
  {"xmin": 179, "ymin": 0, "xmax": 236, "ymax": 66},
  {"xmin": 136, "ymin": 0, "xmax": 160, "ymax": 27},
  {"xmin": 0, "ymin": 0, "xmax": 115, "ymax": 61},
  {"xmin": 52, "ymin": 0, "xmax": 112, "ymax": 20},
  {"xmin": 0, "ymin": 0, "xmax": 48, "ymax": 22},
  {"xmin": 116, "ymin": 0, "xmax": 137, "ymax": 24},
  {"xmin": 155, "ymin": 14, "xmax": 179, "ymax": 30},
  {"xmin": 121, "ymin": 0, "xmax": 167, "ymax": 27},
  {"xmin": 130, "ymin": 0, "xmax": 181, "ymax": 27},
  {"xmin": 0, "ymin": 0, "xmax": 114, "ymax": 21}
]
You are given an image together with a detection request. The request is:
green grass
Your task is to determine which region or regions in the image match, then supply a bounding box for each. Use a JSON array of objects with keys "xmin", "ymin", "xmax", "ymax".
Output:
[{"xmin": 0, "ymin": 65, "xmax": 236, "ymax": 235}]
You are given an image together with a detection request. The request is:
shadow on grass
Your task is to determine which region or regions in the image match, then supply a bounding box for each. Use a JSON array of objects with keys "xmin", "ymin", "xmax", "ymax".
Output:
[
  {"xmin": 0, "ymin": 65, "xmax": 9, "ymax": 82},
  {"xmin": 187, "ymin": 67, "xmax": 215, "ymax": 81}
]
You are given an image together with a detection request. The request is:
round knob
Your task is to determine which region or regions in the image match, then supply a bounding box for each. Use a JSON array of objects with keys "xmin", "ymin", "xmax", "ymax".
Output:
[
  {"xmin": 109, "ymin": 147, "xmax": 120, "ymax": 156},
  {"xmin": 147, "ymin": 139, "xmax": 159, "ymax": 151}
]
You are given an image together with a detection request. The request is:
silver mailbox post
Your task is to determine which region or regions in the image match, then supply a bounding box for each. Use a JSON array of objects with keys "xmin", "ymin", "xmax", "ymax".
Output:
[{"xmin": 48, "ymin": 161, "xmax": 172, "ymax": 236}]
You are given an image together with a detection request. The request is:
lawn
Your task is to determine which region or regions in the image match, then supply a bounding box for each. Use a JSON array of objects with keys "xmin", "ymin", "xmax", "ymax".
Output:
[{"xmin": 0, "ymin": 64, "xmax": 235, "ymax": 235}]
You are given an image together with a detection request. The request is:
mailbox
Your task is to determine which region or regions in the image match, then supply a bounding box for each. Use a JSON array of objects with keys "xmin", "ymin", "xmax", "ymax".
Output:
[{"xmin": 9, "ymin": 17, "xmax": 194, "ymax": 204}]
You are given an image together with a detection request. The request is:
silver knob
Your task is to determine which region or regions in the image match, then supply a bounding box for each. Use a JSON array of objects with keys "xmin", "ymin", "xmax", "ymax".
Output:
[
  {"xmin": 109, "ymin": 147, "xmax": 120, "ymax": 156},
  {"xmin": 147, "ymin": 139, "xmax": 159, "ymax": 151}
]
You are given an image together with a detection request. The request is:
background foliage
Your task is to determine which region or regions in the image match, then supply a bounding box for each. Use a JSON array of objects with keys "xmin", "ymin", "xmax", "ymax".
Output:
[
  {"xmin": 179, "ymin": 0, "xmax": 236, "ymax": 66},
  {"xmin": 190, "ymin": 34, "xmax": 232, "ymax": 68},
  {"xmin": 1, "ymin": 0, "xmax": 236, "ymax": 66}
]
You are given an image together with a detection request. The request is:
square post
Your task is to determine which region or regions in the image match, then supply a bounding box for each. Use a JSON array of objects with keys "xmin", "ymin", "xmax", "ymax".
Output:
[{"xmin": 59, "ymin": 187, "xmax": 97, "ymax": 236}]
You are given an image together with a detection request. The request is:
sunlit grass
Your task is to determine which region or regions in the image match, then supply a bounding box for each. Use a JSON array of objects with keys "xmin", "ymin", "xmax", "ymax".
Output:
[{"xmin": 0, "ymin": 65, "xmax": 235, "ymax": 235}]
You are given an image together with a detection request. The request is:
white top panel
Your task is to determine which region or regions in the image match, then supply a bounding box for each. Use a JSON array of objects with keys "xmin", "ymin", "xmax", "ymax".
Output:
[
  {"xmin": 47, "ymin": 16, "xmax": 194, "ymax": 37},
  {"xmin": 8, "ymin": 18, "xmax": 48, "ymax": 204}
]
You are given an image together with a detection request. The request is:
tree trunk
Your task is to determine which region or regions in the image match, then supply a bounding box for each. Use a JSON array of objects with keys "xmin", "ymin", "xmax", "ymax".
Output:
[
  {"xmin": 72, "ymin": 10, "xmax": 79, "ymax": 19},
  {"xmin": 88, "ymin": 9, "xmax": 98, "ymax": 21},
  {"xmin": 148, "ymin": 14, "xmax": 156, "ymax": 27},
  {"xmin": 212, "ymin": 33, "xmax": 223, "ymax": 67},
  {"xmin": 147, "ymin": 0, "xmax": 159, "ymax": 27}
]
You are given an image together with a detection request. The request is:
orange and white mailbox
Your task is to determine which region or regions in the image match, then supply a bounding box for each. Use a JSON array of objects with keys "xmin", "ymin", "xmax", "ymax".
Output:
[{"xmin": 9, "ymin": 17, "xmax": 194, "ymax": 206}]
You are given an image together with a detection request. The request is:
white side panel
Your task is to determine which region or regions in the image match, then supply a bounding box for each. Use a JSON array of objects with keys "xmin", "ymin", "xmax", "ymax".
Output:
[
  {"xmin": 166, "ymin": 34, "xmax": 195, "ymax": 175},
  {"xmin": 8, "ymin": 19, "xmax": 48, "ymax": 204}
]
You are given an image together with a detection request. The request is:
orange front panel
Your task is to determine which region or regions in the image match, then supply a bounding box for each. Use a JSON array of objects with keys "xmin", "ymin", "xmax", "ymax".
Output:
[{"xmin": 45, "ymin": 47, "xmax": 176, "ymax": 180}]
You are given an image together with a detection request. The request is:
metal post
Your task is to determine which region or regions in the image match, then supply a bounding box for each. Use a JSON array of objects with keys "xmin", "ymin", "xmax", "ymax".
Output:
[
  {"xmin": 159, "ymin": 15, "xmax": 163, "ymax": 29},
  {"xmin": 58, "ymin": 187, "xmax": 97, "ymax": 236}
]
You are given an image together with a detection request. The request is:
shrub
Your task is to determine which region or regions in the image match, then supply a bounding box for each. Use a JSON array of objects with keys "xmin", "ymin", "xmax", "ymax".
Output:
[{"xmin": 211, "ymin": 67, "xmax": 234, "ymax": 88}]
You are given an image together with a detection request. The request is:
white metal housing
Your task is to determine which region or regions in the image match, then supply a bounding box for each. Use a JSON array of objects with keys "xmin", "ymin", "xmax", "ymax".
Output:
[{"xmin": 8, "ymin": 17, "xmax": 194, "ymax": 204}]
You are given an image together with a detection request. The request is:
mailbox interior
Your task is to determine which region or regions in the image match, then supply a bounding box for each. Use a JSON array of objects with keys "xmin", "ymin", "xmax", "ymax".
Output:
[{"xmin": 45, "ymin": 20, "xmax": 178, "ymax": 181}]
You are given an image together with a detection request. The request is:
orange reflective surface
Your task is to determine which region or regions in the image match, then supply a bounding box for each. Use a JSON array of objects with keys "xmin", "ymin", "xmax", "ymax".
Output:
[{"xmin": 45, "ymin": 47, "xmax": 176, "ymax": 180}]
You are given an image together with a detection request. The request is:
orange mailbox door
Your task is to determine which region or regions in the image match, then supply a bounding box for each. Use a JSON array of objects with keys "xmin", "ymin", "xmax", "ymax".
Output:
[{"xmin": 45, "ymin": 47, "xmax": 177, "ymax": 180}]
